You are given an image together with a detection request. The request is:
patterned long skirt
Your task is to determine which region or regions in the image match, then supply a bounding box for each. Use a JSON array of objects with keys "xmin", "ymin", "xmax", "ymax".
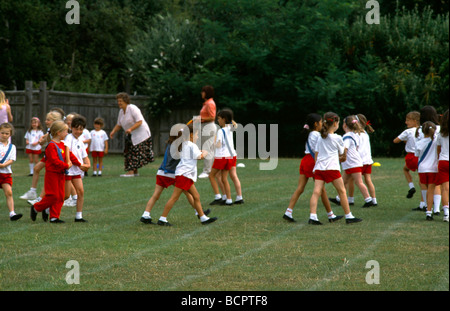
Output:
[{"xmin": 124, "ymin": 135, "xmax": 155, "ymax": 172}]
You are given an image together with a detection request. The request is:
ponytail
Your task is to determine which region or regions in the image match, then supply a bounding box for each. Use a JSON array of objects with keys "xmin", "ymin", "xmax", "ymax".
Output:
[{"xmin": 321, "ymin": 112, "xmax": 339, "ymax": 139}]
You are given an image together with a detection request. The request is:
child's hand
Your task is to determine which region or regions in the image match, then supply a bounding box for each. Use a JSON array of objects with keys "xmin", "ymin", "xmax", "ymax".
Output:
[
  {"xmin": 80, "ymin": 164, "xmax": 90, "ymax": 172},
  {"xmin": 67, "ymin": 160, "xmax": 73, "ymax": 169}
]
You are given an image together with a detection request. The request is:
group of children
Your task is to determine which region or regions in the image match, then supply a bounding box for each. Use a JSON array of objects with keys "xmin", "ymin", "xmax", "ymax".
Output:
[
  {"xmin": 282, "ymin": 106, "xmax": 449, "ymax": 225},
  {"xmin": 394, "ymin": 106, "xmax": 449, "ymax": 222}
]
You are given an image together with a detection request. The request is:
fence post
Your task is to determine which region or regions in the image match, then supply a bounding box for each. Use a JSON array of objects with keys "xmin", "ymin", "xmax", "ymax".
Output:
[
  {"xmin": 24, "ymin": 80, "xmax": 33, "ymax": 132},
  {"xmin": 39, "ymin": 81, "xmax": 48, "ymax": 122}
]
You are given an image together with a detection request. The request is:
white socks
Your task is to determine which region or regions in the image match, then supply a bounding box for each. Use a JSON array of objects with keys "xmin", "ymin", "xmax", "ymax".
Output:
[{"xmin": 408, "ymin": 182, "xmax": 415, "ymax": 189}]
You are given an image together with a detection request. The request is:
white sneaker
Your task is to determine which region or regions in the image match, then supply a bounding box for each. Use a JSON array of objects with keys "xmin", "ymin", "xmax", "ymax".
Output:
[
  {"xmin": 120, "ymin": 174, "xmax": 134, "ymax": 177},
  {"xmin": 28, "ymin": 197, "xmax": 41, "ymax": 205},
  {"xmin": 20, "ymin": 190, "xmax": 37, "ymax": 200},
  {"xmin": 198, "ymin": 172, "xmax": 209, "ymax": 179},
  {"xmin": 444, "ymin": 215, "xmax": 449, "ymax": 222}
]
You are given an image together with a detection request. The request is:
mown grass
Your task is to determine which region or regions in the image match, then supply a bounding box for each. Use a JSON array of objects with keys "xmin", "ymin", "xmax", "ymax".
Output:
[{"xmin": 0, "ymin": 155, "xmax": 448, "ymax": 291}]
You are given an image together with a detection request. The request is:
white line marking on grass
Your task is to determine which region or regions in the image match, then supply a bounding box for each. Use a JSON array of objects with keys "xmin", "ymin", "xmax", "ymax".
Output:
[{"xmin": 307, "ymin": 212, "xmax": 416, "ymax": 291}]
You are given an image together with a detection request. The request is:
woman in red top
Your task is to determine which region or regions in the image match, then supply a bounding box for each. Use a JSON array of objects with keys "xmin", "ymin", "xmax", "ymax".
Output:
[
  {"xmin": 198, "ymin": 85, "xmax": 217, "ymax": 179},
  {"xmin": 30, "ymin": 121, "xmax": 81, "ymax": 223}
]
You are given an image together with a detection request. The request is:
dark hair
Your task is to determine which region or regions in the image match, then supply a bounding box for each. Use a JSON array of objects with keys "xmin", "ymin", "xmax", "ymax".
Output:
[
  {"xmin": 416, "ymin": 106, "xmax": 440, "ymax": 138},
  {"xmin": 422, "ymin": 121, "xmax": 436, "ymax": 140},
  {"xmin": 94, "ymin": 117, "xmax": 105, "ymax": 127},
  {"xmin": 357, "ymin": 114, "xmax": 374, "ymax": 133},
  {"xmin": 303, "ymin": 113, "xmax": 322, "ymax": 133},
  {"xmin": 202, "ymin": 85, "xmax": 214, "ymax": 100},
  {"xmin": 71, "ymin": 115, "xmax": 87, "ymax": 129},
  {"xmin": 116, "ymin": 92, "xmax": 130, "ymax": 104},
  {"xmin": 217, "ymin": 109, "xmax": 233, "ymax": 124},
  {"xmin": 440, "ymin": 109, "xmax": 449, "ymax": 137},
  {"xmin": 178, "ymin": 123, "xmax": 195, "ymax": 152},
  {"xmin": 50, "ymin": 107, "xmax": 66, "ymax": 118},
  {"xmin": 321, "ymin": 112, "xmax": 340, "ymax": 139}
]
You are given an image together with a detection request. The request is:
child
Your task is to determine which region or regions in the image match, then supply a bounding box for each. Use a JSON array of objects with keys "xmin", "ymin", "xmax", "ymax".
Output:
[
  {"xmin": 140, "ymin": 124, "xmax": 210, "ymax": 224},
  {"xmin": 20, "ymin": 110, "xmax": 64, "ymax": 202},
  {"xmin": 24, "ymin": 117, "xmax": 45, "ymax": 176},
  {"xmin": 0, "ymin": 91, "xmax": 13, "ymax": 123},
  {"xmin": 284, "ymin": 113, "xmax": 342, "ymax": 223},
  {"xmin": 208, "ymin": 109, "xmax": 238, "ymax": 206},
  {"xmin": 157, "ymin": 123, "xmax": 217, "ymax": 226},
  {"xmin": 393, "ymin": 111, "xmax": 421, "ymax": 199},
  {"xmin": 90, "ymin": 117, "xmax": 109, "ymax": 176},
  {"xmin": 64, "ymin": 115, "xmax": 91, "ymax": 222},
  {"xmin": 209, "ymin": 110, "xmax": 244, "ymax": 206},
  {"xmin": 30, "ymin": 121, "xmax": 81, "ymax": 223},
  {"xmin": 436, "ymin": 110, "xmax": 449, "ymax": 222},
  {"xmin": 309, "ymin": 112, "xmax": 362, "ymax": 225},
  {"xmin": 333, "ymin": 115, "xmax": 374, "ymax": 208},
  {"xmin": 0, "ymin": 123, "xmax": 22, "ymax": 221},
  {"xmin": 415, "ymin": 121, "xmax": 439, "ymax": 221}
]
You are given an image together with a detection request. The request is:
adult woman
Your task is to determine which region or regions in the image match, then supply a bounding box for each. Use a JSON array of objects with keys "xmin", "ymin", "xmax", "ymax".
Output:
[
  {"xmin": 110, "ymin": 92, "xmax": 154, "ymax": 177},
  {"xmin": 198, "ymin": 85, "xmax": 218, "ymax": 179}
]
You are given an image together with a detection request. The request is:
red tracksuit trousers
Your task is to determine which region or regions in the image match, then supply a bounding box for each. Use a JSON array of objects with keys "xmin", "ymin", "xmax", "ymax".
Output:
[{"xmin": 33, "ymin": 171, "xmax": 65, "ymax": 219}]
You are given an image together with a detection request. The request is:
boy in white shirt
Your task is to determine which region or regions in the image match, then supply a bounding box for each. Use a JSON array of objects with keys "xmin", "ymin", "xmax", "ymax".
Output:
[
  {"xmin": 0, "ymin": 123, "xmax": 22, "ymax": 221},
  {"xmin": 64, "ymin": 116, "xmax": 91, "ymax": 222},
  {"xmin": 90, "ymin": 117, "xmax": 109, "ymax": 176}
]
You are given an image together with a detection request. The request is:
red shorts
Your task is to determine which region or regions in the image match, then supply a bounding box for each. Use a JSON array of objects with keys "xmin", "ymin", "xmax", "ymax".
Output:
[
  {"xmin": 314, "ymin": 170, "xmax": 342, "ymax": 183},
  {"xmin": 405, "ymin": 153, "xmax": 418, "ymax": 172},
  {"xmin": 156, "ymin": 175, "xmax": 176, "ymax": 188},
  {"xmin": 362, "ymin": 164, "xmax": 372, "ymax": 175},
  {"xmin": 26, "ymin": 149, "xmax": 42, "ymax": 155},
  {"xmin": 436, "ymin": 161, "xmax": 449, "ymax": 186},
  {"xmin": 299, "ymin": 154, "xmax": 315, "ymax": 178},
  {"xmin": 212, "ymin": 156, "xmax": 237, "ymax": 170},
  {"xmin": 0, "ymin": 173, "xmax": 12, "ymax": 187},
  {"xmin": 345, "ymin": 167, "xmax": 363, "ymax": 175},
  {"xmin": 175, "ymin": 175, "xmax": 194, "ymax": 191},
  {"xmin": 419, "ymin": 173, "xmax": 438, "ymax": 185},
  {"xmin": 91, "ymin": 151, "xmax": 105, "ymax": 158},
  {"xmin": 65, "ymin": 175, "xmax": 82, "ymax": 181}
]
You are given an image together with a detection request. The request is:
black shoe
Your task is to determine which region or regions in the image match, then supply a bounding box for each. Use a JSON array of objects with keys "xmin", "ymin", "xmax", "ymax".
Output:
[
  {"xmin": 308, "ymin": 219, "xmax": 322, "ymax": 225},
  {"xmin": 407, "ymin": 188, "xmax": 416, "ymax": 199},
  {"xmin": 283, "ymin": 214, "xmax": 296, "ymax": 222},
  {"xmin": 157, "ymin": 220, "xmax": 173, "ymax": 226},
  {"xmin": 140, "ymin": 217, "xmax": 153, "ymax": 224},
  {"xmin": 10, "ymin": 214, "xmax": 23, "ymax": 221},
  {"xmin": 209, "ymin": 199, "xmax": 224, "ymax": 206},
  {"xmin": 197, "ymin": 209, "xmax": 211, "ymax": 219},
  {"xmin": 329, "ymin": 198, "xmax": 341, "ymax": 206},
  {"xmin": 50, "ymin": 219, "xmax": 65, "ymax": 224},
  {"xmin": 328, "ymin": 215, "xmax": 344, "ymax": 223},
  {"xmin": 362, "ymin": 201, "xmax": 375, "ymax": 208},
  {"xmin": 412, "ymin": 206, "xmax": 427, "ymax": 212},
  {"xmin": 42, "ymin": 210, "xmax": 48, "ymax": 222},
  {"xmin": 234, "ymin": 199, "xmax": 244, "ymax": 205},
  {"xmin": 75, "ymin": 218, "xmax": 88, "ymax": 223},
  {"xmin": 346, "ymin": 217, "xmax": 363, "ymax": 224},
  {"xmin": 433, "ymin": 211, "xmax": 440, "ymax": 216},
  {"xmin": 426, "ymin": 215, "xmax": 434, "ymax": 221},
  {"xmin": 201, "ymin": 217, "xmax": 217, "ymax": 225},
  {"xmin": 30, "ymin": 206, "xmax": 37, "ymax": 221}
]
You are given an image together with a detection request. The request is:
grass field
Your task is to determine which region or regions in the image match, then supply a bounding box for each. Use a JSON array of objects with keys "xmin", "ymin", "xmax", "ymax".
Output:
[{"xmin": 0, "ymin": 155, "xmax": 448, "ymax": 291}]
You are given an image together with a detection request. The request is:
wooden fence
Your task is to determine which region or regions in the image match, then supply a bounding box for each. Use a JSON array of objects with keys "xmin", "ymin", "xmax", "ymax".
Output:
[{"xmin": 5, "ymin": 81, "xmax": 198, "ymax": 156}]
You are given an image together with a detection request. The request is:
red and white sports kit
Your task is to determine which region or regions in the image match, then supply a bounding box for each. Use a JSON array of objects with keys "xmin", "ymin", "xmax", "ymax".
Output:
[
  {"xmin": 299, "ymin": 131, "xmax": 320, "ymax": 178},
  {"xmin": 313, "ymin": 133, "xmax": 345, "ymax": 183},
  {"xmin": 436, "ymin": 133, "xmax": 449, "ymax": 186}
]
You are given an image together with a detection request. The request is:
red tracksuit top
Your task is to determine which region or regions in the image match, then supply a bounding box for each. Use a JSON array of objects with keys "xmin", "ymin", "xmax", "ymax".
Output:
[{"xmin": 44, "ymin": 141, "xmax": 81, "ymax": 173}]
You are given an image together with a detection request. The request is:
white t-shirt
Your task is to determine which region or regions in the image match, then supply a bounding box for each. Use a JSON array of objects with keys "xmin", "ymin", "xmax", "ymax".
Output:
[
  {"xmin": 313, "ymin": 133, "xmax": 345, "ymax": 172},
  {"xmin": 359, "ymin": 131, "xmax": 374, "ymax": 165},
  {"xmin": 81, "ymin": 129, "xmax": 91, "ymax": 150},
  {"xmin": 397, "ymin": 127, "xmax": 417, "ymax": 153},
  {"xmin": 0, "ymin": 143, "xmax": 16, "ymax": 174},
  {"xmin": 175, "ymin": 141, "xmax": 202, "ymax": 182},
  {"xmin": 342, "ymin": 132, "xmax": 363, "ymax": 170},
  {"xmin": 117, "ymin": 104, "xmax": 151, "ymax": 146},
  {"xmin": 214, "ymin": 126, "xmax": 237, "ymax": 158},
  {"xmin": 90, "ymin": 129, "xmax": 109, "ymax": 152},
  {"xmin": 305, "ymin": 131, "xmax": 321, "ymax": 155},
  {"xmin": 415, "ymin": 137, "xmax": 438, "ymax": 173},
  {"xmin": 64, "ymin": 134, "xmax": 88, "ymax": 176},
  {"xmin": 24, "ymin": 130, "xmax": 45, "ymax": 151},
  {"xmin": 436, "ymin": 133, "xmax": 449, "ymax": 161}
]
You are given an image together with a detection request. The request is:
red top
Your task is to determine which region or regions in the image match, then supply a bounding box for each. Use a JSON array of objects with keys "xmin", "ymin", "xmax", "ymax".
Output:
[
  {"xmin": 200, "ymin": 98, "xmax": 216, "ymax": 123},
  {"xmin": 43, "ymin": 141, "xmax": 81, "ymax": 173}
]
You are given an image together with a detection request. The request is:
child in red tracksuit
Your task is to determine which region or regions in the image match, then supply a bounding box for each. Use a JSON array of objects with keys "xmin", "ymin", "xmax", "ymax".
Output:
[{"xmin": 30, "ymin": 121, "xmax": 81, "ymax": 223}]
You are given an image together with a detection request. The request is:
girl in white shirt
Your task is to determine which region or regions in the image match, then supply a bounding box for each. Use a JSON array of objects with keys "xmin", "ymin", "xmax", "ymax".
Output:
[
  {"xmin": 24, "ymin": 117, "xmax": 45, "ymax": 176},
  {"xmin": 436, "ymin": 110, "xmax": 449, "ymax": 222},
  {"xmin": 284, "ymin": 113, "xmax": 342, "ymax": 223},
  {"xmin": 158, "ymin": 123, "xmax": 217, "ymax": 226},
  {"xmin": 415, "ymin": 121, "xmax": 439, "ymax": 220},
  {"xmin": 309, "ymin": 112, "xmax": 362, "ymax": 225}
]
